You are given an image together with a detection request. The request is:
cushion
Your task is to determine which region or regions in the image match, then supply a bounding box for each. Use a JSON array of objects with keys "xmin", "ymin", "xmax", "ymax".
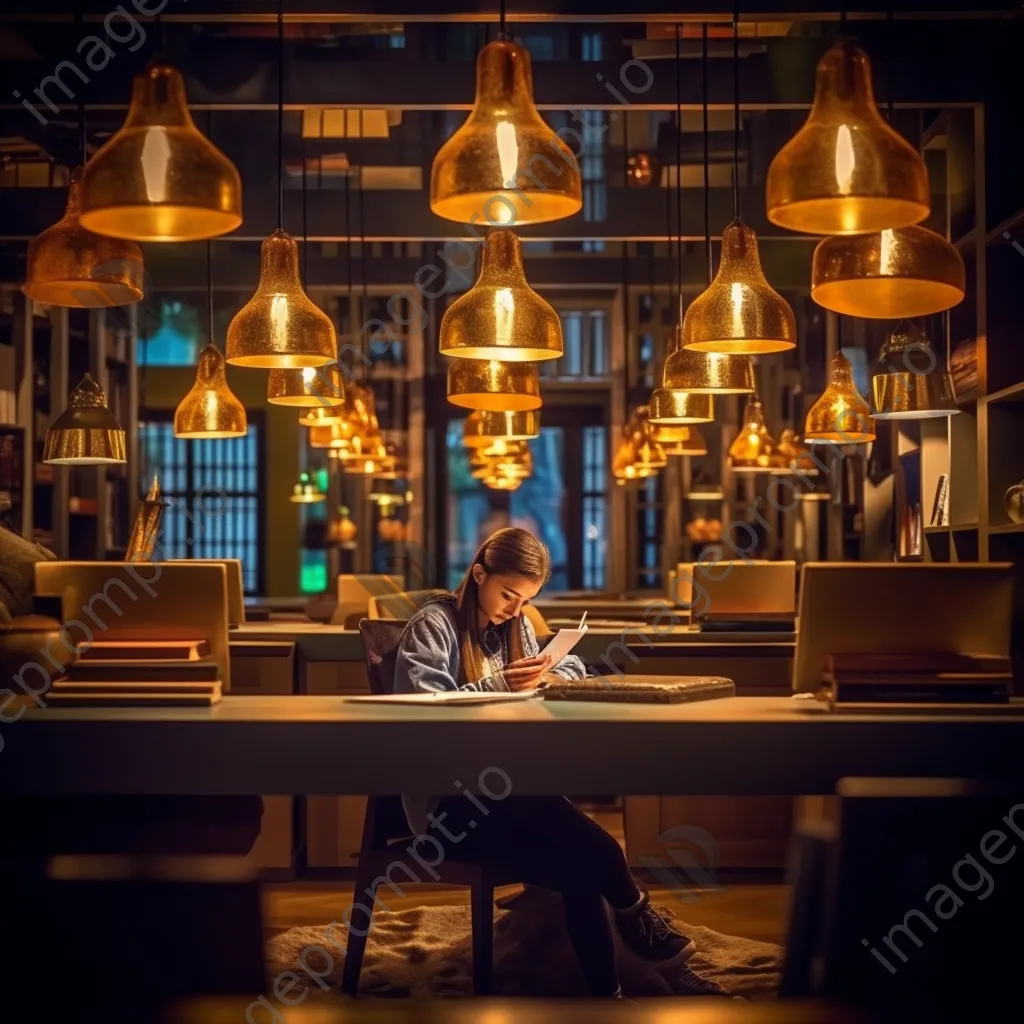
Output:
[{"xmin": 0, "ymin": 527, "xmax": 57, "ymax": 625}]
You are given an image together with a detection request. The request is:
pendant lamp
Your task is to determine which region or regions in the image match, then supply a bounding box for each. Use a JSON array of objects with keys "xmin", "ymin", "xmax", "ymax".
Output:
[
  {"xmin": 626, "ymin": 406, "xmax": 668, "ymax": 471},
  {"xmin": 652, "ymin": 424, "xmax": 709, "ymax": 458},
  {"xmin": 23, "ymin": 167, "xmax": 143, "ymax": 308},
  {"xmin": 463, "ymin": 409, "xmax": 540, "ymax": 446},
  {"xmin": 226, "ymin": 228, "xmax": 337, "ymax": 369},
  {"xmin": 772, "ymin": 429, "xmax": 821, "ymax": 476},
  {"xmin": 269, "ymin": 364, "xmax": 345, "ymax": 408},
  {"xmin": 309, "ymin": 423, "xmax": 351, "ymax": 451},
  {"xmin": 44, "ymin": 373, "xmax": 126, "ymax": 465},
  {"xmin": 686, "ymin": 19, "xmax": 795, "ymax": 354},
  {"xmin": 661, "ymin": 343, "xmax": 755, "ymax": 395},
  {"xmin": 79, "ymin": 65, "xmax": 242, "ymax": 242},
  {"xmin": 811, "ymin": 225, "xmax": 965, "ymax": 318},
  {"xmin": 174, "ymin": 344, "xmax": 247, "ymax": 438},
  {"xmin": 805, "ymin": 350, "xmax": 876, "ymax": 444},
  {"xmin": 683, "ymin": 221, "xmax": 796, "ymax": 354},
  {"xmin": 766, "ymin": 41, "xmax": 929, "ymax": 235},
  {"xmin": 439, "ymin": 230, "xmax": 561, "ymax": 362},
  {"xmin": 484, "ymin": 472, "xmax": 523, "ymax": 492},
  {"xmin": 649, "ymin": 388, "xmax": 714, "ymax": 426},
  {"xmin": 300, "ymin": 403, "xmax": 349, "ymax": 428},
  {"xmin": 430, "ymin": 35, "xmax": 581, "ymax": 226},
  {"xmin": 475, "ymin": 437, "xmax": 527, "ymax": 461},
  {"xmin": 447, "ymin": 358, "xmax": 542, "ymax": 412},
  {"xmin": 290, "ymin": 471, "xmax": 325, "ymax": 503},
  {"xmin": 728, "ymin": 396, "xmax": 783, "ymax": 472},
  {"xmin": 175, "ymin": 240, "xmax": 247, "ymax": 439},
  {"xmin": 612, "ymin": 437, "xmax": 654, "ymax": 481},
  {"xmin": 872, "ymin": 321, "xmax": 958, "ymax": 419}
]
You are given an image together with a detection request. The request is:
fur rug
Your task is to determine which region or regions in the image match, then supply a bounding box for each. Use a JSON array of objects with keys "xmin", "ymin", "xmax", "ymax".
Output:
[{"xmin": 267, "ymin": 886, "xmax": 782, "ymax": 1000}]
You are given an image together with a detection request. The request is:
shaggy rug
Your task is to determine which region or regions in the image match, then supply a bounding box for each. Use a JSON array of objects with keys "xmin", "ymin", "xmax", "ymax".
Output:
[{"xmin": 267, "ymin": 886, "xmax": 783, "ymax": 1000}]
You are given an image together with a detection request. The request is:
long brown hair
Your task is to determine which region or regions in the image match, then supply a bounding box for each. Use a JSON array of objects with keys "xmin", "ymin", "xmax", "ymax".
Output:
[{"xmin": 453, "ymin": 527, "xmax": 551, "ymax": 684}]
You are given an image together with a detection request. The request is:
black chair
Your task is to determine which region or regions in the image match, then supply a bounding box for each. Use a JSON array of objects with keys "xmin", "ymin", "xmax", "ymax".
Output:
[{"xmin": 341, "ymin": 619, "xmax": 519, "ymax": 996}]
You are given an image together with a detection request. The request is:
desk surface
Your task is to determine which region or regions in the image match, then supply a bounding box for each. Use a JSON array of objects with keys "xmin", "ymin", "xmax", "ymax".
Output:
[{"xmin": 3, "ymin": 695, "xmax": 1020, "ymax": 798}]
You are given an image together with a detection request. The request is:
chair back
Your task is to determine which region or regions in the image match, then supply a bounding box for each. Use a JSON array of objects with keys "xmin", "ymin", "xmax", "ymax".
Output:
[
  {"xmin": 368, "ymin": 588, "xmax": 445, "ymax": 621},
  {"xmin": 358, "ymin": 618, "xmax": 407, "ymax": 695},
  {"xmin": 357, "ymin": 617, "xmax": 417, "ymax": 843}
]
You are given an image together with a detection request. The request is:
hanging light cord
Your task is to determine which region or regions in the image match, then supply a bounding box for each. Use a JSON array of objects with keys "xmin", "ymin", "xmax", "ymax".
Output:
[
  {"xmin": 702, "ymin": 22, "xmax": 712, "ymax": 287},
  {"xmin": 732, "ymin": 7, "xmax": 741, "ymax": 220},
  {"xmin": 673, "ymin": 25, "xmax": 683, "ymax": 318},
  {"xmin": 74, "ymin": 8, "xmax": 87, "ymax": 164},
  {"xmin": 359, "ymin": 170, "xmax": 369, "ymax": 360},
  {"xmin": 343, "ymin": 170, "xmax": 355, "ymax": 362},
  {"xmin": 301, "ymin": 139, "xmax": 308, "ymax": 290},
  {"xmin": 885, "ymin": 8, "xmax": 895, "ymax": 119},
  {"xmin": 207, "ymin": 240, "xmax": 215, "ymax": 345},
  {"xmin": 621, "ymin": 111, "xmax": 630, "ymax": 419},
  {"xmin": 499, "ymin": 0, "xmax": 508, "ymax": 39},
  {"xmin": 276, "ymin": 0, "xmax": 285, "ymax": 230}
]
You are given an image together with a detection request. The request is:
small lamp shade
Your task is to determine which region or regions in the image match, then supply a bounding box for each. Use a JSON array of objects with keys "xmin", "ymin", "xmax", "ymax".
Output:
[
  {"xmin": 811, "ymin": 225, "xmax": 965, "ymax": 319},
  {"xmin": 226, "ymin": 230, "xmax": 337, "ymax": 368},
  {"xmin": 23, "ymin": 167, "xmax": 144, "ymax": 308},
  {"xmin": 79, "ymin": 64, "xmax": 242, "ymax": 242},
  {"xmin": 728, "ymin": 396, "xmax": 783, "ymax": 473},
  {"xmin": 765, "ymin": 42, "xmax": 929, "ymax": 236},
  {"xmin": 430, "ymin": 39, "xmax": 581, "ymax": 226},
  {"xmin": 290, "ymin": 471, "xmax": 326, "ymax": 503},
  {"xmin": 463, "ymin": 409, "xmax": 541, "ymax": 446},
  {"xmin": 681, "ymin": 220, "xmax": 796, "ymax": 355},
  {"xmin": 652, "ymin": 424, "xmax": 709, "ymax": 457},
  {"xmin": 174, "ymin": 344, "xmax": 247, "ymax": 439},
  {"xmin": 805, "ymin": 350, "xmax": 876, "ymax": 444},
  {"xmin": 44, "ymin": 373, "xmax": 126, "ymax": 465},
  {"xmin": 447, "ymin": 358, "xmax": 542, "ymax": 411},
  {"xmin": 439, "ymin": 230, "xmax": 562, "ymax": 362},
  {"xmin": 269, "ymin": 364, "xmax": 346, "ymax": 408},
  {"xmin": 649, "ymin": 388, "xmax": 714, "ymax": 426},
  {"xmin": 872, "ymin": 322, "xmax": 959, "ymax": 419}
]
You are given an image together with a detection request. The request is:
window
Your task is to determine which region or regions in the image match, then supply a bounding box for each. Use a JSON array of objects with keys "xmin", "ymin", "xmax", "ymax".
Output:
[
  {"xmin": 138, "ymin": 416, "xmax": 264, "ymax": 593},
  {"xmin": 138, "ymin": 300, "xmax": 199, "ymax": 367},
  {"xmin": 542, "ymin": 309, "xmax": 609, "ymax": 379},
  {"xmin": 636, "ymin": 474, "xmax": 663, "ymax": 588},
  {"xmin": 582, "ymin": 426, "xmax": 607, "ymax": 590}
]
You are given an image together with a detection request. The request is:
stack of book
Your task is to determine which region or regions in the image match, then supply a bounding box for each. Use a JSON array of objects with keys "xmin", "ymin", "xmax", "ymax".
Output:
[
  {"xmin": 47, "ymin": 639, "xmax": 222, "ymax": 707},
  {"xmin": 821, "ymin": 653, "xmax": 1012, "ymax": 711}
]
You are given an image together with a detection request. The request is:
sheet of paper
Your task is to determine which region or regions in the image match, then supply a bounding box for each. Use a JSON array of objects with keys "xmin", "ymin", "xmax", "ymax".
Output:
[
  {"xmin": 344, "ymin": 691, "xmax": 542, "ymax": 706},
  {"xmin": 541, "ymin": 618, "xmax": 589, "ymax": 664}
]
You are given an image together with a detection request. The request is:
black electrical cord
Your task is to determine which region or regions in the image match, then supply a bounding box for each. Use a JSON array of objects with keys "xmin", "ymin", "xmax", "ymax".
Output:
[
  {"xmin": 343, "ymin": 169, "xmax": 354, "ymax": 352},
  {"xmin": 733, "ymin": 7, "xmax": 741, "ymax": 220},
  {"xmin": 359, "ymin": 168, "xmax": 369, "ymax": 351},
  {"xmin": 301, "ymin": 139, "xmax": 307, "ymax": 290},
  {"xmin": 702, "ymin": 22, "xmax": 712, "ymax": 287},
  {"xmin": 499, "ymin": 0, "xmax": 508, "ymax": 39},
  {"xmin": 621, "ymin": 108, "xmax": 631, "ymax": 420},
  {"xmin": 674, "ymin": 23, "xmax": 683, "ymax": 320},
  {"xmin": 276, "ymin": 0, "xmax": 285, "ymax": 230},
  {"xmin": 207, "ymin": 109, "xmax": 215, "ymax": 345}
]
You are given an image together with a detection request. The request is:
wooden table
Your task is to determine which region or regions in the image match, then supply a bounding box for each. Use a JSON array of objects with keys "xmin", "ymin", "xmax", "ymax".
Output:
[{"xmin": 4, "ymin": 695, "xmax": 1020, "ymax": 798}]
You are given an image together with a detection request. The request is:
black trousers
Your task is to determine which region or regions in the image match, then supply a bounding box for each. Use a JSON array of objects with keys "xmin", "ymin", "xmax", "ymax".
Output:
[{"xmin": 432, "ymin": 793, "xmax": 640, "ymax": 996}]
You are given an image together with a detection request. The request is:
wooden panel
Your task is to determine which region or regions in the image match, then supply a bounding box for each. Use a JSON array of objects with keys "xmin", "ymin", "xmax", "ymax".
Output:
[
  {"xmin": 229, "ymin": 642, "xmax": 295, "ymax": 695},
  {"xmin": 306, "ymin": 795, "xmax": 368, "ymax": 867},
  {"xmin": 245, "ymin": 795, "xmax": 294, "ymax": 871},
  {"xmin": 303, "ymin": 660, "xmax": 370, "ymax": 695}
]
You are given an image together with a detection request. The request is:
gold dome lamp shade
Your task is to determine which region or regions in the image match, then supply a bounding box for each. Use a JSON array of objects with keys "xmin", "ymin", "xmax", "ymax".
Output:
[
  {"xmin": 648, "ymin": 388, "xmax": 714, "ymax": 426},
  {"xmin": 805, "ymin": 350, "xmax": 876, "ymax": 444},
  {"xmin": 728, "ymin": 396, "xmax": 783, "ymax": 473},
  {"xmin": 439, "ymin": 230, "xmax": 562, "ymax": 362},
  {"xmin": 463, "ymin": 409, "xmax": 541, "ymax": 447},
  {"xmin": 290, "ymin": 471, "xmax": 326, "ymax": 504},
  {"xmin": 174, "ymin": 344, "xmax": 248, "ymax": 439},
  {"xmin": 765, "ymin": 42, "xmax": 930, "ymax": 236},
  {"xmin": 661, "ymin": 343, "xmax": 755, "ymax": 395},
  {"xmin": 872, "ymin": 322, "xmax": 959, "ymax": 419},
  {"xmin": 23, "ymin": 168, "xmax": 144, "ymax": 308},
  {"xmin": 78, "ymin": 64, "xmax": 242, "ymax": 242},
  {"xmin": 447, "ymin": 358, "xmax": 542, "ymax": 412},
  {"xmin": 811, "ymin": 225, "xmax": 965, "ymax": 318},
  {"xmin": 652, "ymin": 424, "xmax": 709, "ymax": 458},
  {"xmin": 44, "ymin": 373, "xmax": 126, "ymax": 465},
  {"xmin": 473, "ymin": 438, "xmax": 528, "ymax": 461},
  {"xmin": 612, "ymin": 437, "xmax": 654, "ymax": 481},
  {"xmin": 472, "ymin": 447, "xmax": 533, "ymax": 481},
  {"xmin": 681, "ymin": 220, "xmax": 797, "ymax": 355},
  {"xmin": 484, "ymin": 472, "xmax": 524, "ymax": 492},
  {"xmin": 269, "ymin": 363, "xmax": 346, "ymax": 408},
  {"xmin": 772, "ymin": 429, "xmax": 821, "ymax": 476},
  {"xmin": 309, "ymin": 423, "xmax": 351, "ymax": 451},
  {"xmin": 624, "ymin": 405, "xmax": 668, "ymax": 471},
  {"xmin": 226, "ymin": 229, "xmax": 337, "ymax": 368},
  {"xmin": 430, "ymin": 39, "xmax": 581, "ymax": 226}
]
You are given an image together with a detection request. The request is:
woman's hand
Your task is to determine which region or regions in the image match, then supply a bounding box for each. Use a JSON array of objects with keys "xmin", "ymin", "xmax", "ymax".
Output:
[{"xmin": 503, "ymin": 655, "xmax": 553, "ymax": 691}]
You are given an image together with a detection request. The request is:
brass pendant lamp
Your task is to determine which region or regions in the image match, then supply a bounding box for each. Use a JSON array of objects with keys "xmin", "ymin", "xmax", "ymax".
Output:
[
  {"xmin": 662, "ymin": 343, "xmax": 755, "ymax": 395},
  {"xmin": 226, "ymin": 11, "xmax": 337, "ymax": 369},
  {"xmin": 439, "ymin": 229, "xmax": 562, "ymax": 362},
  {"xmin": 652, "ymin": 423, "xmax": 709, "ymax": 458},
  {"xmin": 290, "ymin": 470, "xmax": 326, "ymax": 503},
  {"xmin": 463, "ymin": 409, "xmax": 540, "ymax": 446},
  {"xmin": 772, "ymin": 429, "xmax": 820, "ymax": 476},
  {"xmin": 872, "ymin": 320, "xmax": 958, "ymax": 419},
  {"xmin": 430, "ymin": 3, "xmax": 581, "ymax": 227},
  {"xmin": 765, "ymin": 40, "xmax": 929, "ymax": 236},
  {"xmin": 175, "ymin": 240, "xmax": 247, "ymax": 439},
  {"xmin": 626, "ymin": 406, "xmax": 668, "ymax": 472},
  {"xmin": 484, "ymin": 472, "xmax": 524, "ymax": 492},
  {"xmin": 727, "ymin": 395, "xmax": 783, "ymax": 473},
  {"xmin": 805, "ymin": 348, "xmax": 876, "ymax": 444},
  {"xmin": 309, "ymin": 423, "xmax": 351, "ymax": 450},
  {"xmin": 79, "ymin": 64, "xmax": 242, "ymax": 242},
  {"xmin": 447, "ymin": 358, "xmax": 542, "ymax": 412},
  {"xmin": 44, "ymin": 373, "xmax": 126, "ymax": 465},
  {"xmin": 24, "ymin": 167, "xmax": 143, "ymax": 308},
  {"xmin": 683, "ymin": 17, "xmax": 795, "ymax": 355},
  {"xmin": 269, "ymin": 149, "xmax": 345, "ymax": 404}
]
